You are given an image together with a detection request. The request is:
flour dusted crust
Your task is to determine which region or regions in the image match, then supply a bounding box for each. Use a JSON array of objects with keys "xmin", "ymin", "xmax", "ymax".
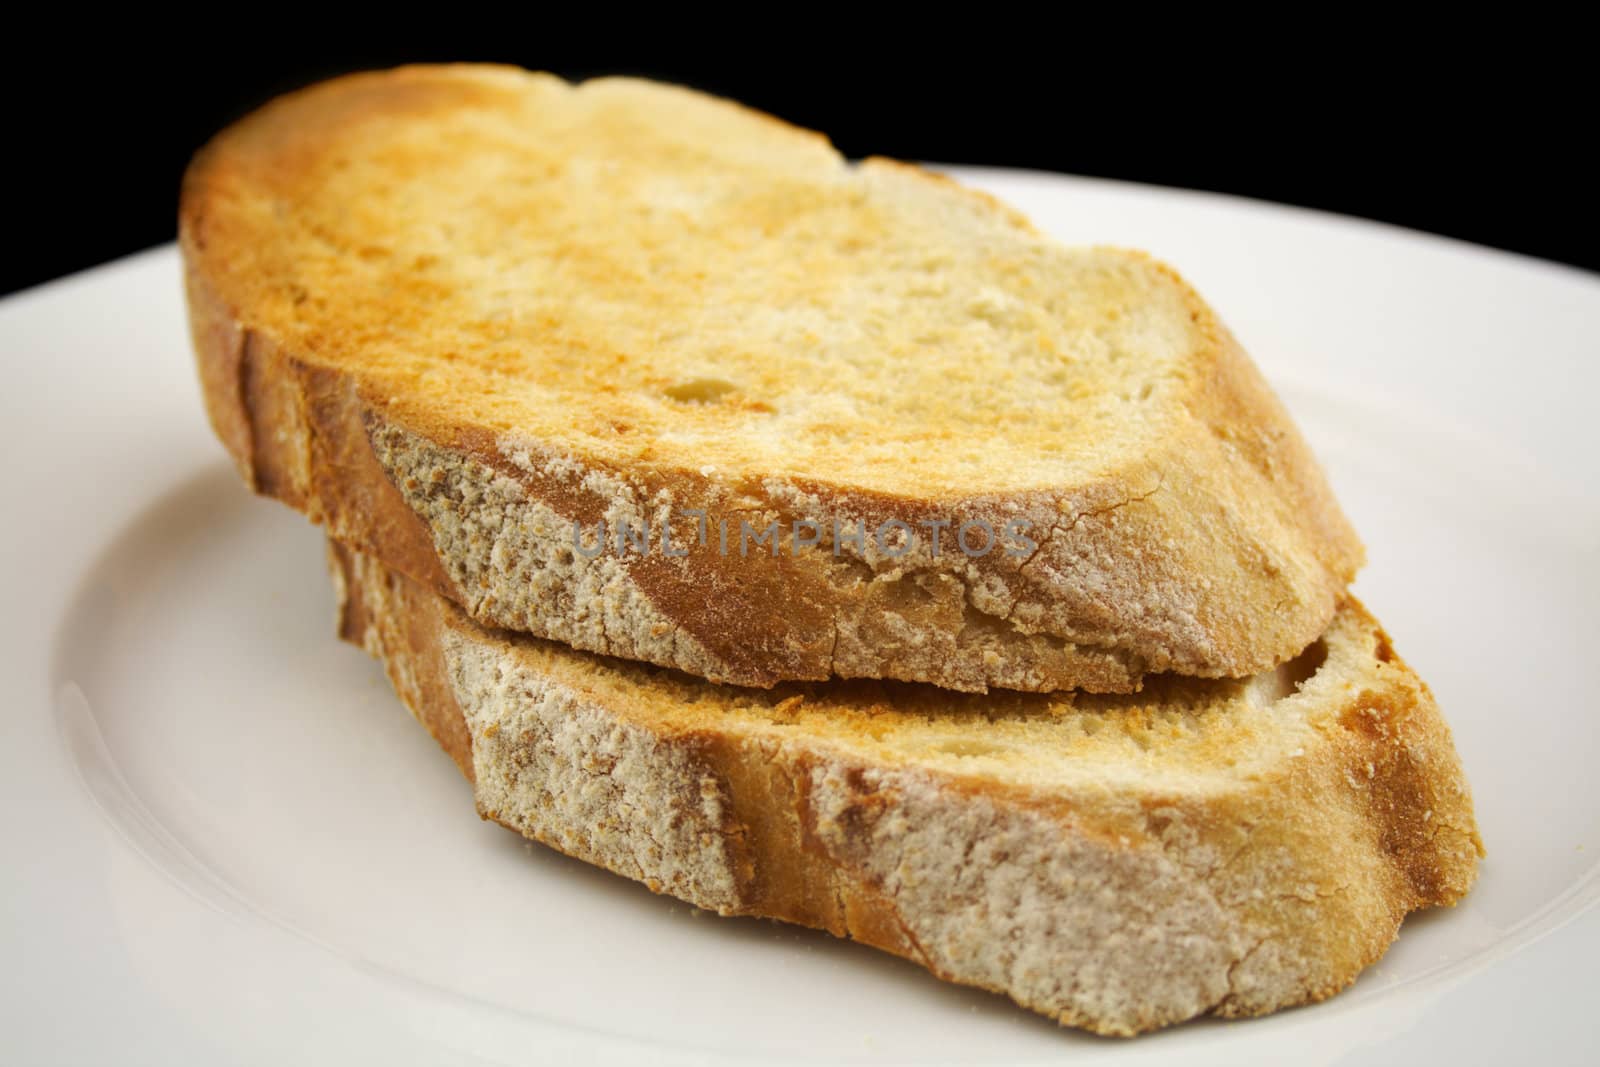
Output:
[
  {"xmin": 183, "ymin": 64, "xmax": 1364, "ymax": 694},
  {"xmin": 330, "ymin": 541, "xmax": 1480, "ymax": 1036}
]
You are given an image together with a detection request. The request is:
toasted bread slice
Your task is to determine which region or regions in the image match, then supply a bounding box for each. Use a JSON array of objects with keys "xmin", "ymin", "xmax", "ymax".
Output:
[
  {"xmin": 185, "ymin": 65, "xmax": 1362, "ymax": 693},
  {"xmin": 328, "ymin": 539, "xmax": 1479, "ymax": 1036}
]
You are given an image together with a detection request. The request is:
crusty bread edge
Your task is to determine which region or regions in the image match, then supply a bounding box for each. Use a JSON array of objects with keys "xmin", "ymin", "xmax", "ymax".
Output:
[{"xmin": 327, "ymin": 538, "xmax": 1479, "ymax": 1036}]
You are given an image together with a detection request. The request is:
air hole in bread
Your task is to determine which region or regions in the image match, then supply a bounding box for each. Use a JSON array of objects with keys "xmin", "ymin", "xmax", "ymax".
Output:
[
  {"xmin": 665, "ymin": 378, "xmax": 737, "ymax": 403},
  {"xmin": 1247, "ymin": 639, "xmax": 1330, "ymax": 707},
  {"xmin": 878, "ymin": 573, "xmax": 941, "ymax": 609},
  {"xmin": 929, "ymin": 738, "xmax": 1014, "ymax": 758},
  {"xmin": 1283, "ymin": 638, "xmax": 1329, "ymax": 690}
]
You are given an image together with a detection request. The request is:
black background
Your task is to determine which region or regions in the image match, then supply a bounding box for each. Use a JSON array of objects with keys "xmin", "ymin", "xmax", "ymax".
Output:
[{"xmin": 4, "ymin": 29, "xmax": 1591, "ymax": 296}]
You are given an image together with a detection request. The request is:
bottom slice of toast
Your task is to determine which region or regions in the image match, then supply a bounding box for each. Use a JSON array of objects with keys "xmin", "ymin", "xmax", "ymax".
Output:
[{"xmin": 325, "ymin": 539, "xmax": 1482, "ymax": 1037}]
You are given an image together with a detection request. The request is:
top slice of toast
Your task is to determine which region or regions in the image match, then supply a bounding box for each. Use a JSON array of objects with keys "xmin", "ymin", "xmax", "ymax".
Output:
[{"xmin": 181, "ymin": 64, "xmax": 1363, "ymax": 693}]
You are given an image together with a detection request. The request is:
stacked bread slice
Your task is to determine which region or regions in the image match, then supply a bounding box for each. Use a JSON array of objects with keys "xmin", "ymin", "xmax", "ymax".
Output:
[{"xmin": 180, "ymin": 64, "xmax": 1481, "ymax": 1036}]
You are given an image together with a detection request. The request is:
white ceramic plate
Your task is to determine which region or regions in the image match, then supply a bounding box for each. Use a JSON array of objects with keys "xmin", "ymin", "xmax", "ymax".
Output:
[{"xmin": 3, "ymin": 168, "xmax": 1597, "ymax": 1065}]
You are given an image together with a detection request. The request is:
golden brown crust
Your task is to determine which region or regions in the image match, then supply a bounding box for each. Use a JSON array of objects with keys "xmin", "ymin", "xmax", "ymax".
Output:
[
  {"xmin": 183, "ymin": 65, "xmax": 1363, "ymax": 693},
  {"xmin": 328, "ymin": 541, "xmax": 1479, "ymax": 1036},
  {"xmin": 331, "ymin": 539, "xmax": 473, "ymax": 778},
  {"xmin": 186, "ymin": 256, "xmax": 460, "ymax": 600}
]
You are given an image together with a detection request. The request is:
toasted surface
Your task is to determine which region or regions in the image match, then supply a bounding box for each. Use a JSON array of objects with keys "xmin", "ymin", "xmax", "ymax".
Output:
[
  {"xmin": 182, "ymin": 68, "xmax": 1214, "ymax": 494},
  {"xmin": 185, "ymin": 64, "xmax": 1363, "ymax": 692},
  {"xmin": 329, "ymin": 539, "xmax": 1480, "ymax": 1036}
]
